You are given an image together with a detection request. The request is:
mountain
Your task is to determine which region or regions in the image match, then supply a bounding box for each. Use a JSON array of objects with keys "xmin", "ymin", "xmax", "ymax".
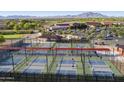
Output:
[
  {"xmin": 0, "ymin": 12, "xmax": 109, "ymax": 19},
  {"xmin": 44, "ymin": 12, "xmax": 109, "ymax": 18},
  {"xmin": 0, "ymin": 15, "xmax": 41, "ymax": 19},
  {"xmin": 6, "ymin": 15, "xmax": 41, "ymax": 19},
  {"xmin": 75, "ymin": 12, "xmax": 108, "ymax": 18},
  {"xmin": 0, "ymin": 16, "xmax": 4, "ymax": 19}
]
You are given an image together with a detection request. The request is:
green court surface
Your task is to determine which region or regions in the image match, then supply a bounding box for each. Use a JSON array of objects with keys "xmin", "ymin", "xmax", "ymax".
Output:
[
  {"xmin": 105, "ymin": 61, "xmax": 121, "ymax": 76},
  {"xmin": 0, "ymin": 42, "xmax": 123, "ymax": 80},
  {"xmin": 15, "ymin": 56, "xmax": 36, "ymax": 72},
  {"xmin": 86, "ymin": 56, "xmax": 122, "ymax": 76},
  {"xmin": 48, "ymin": 56, "xmax": 62, "ymax": 74},
  {"xmin": 3, "ymin": 34, "xmax": 24, "ymax": 39},
  {"xmin": 15, "ymin": 55, "xmax": 54, "ymax": 73},
  {"xmin": 48, "ymin": 55, "xmax": 92, "ymax": 76}
]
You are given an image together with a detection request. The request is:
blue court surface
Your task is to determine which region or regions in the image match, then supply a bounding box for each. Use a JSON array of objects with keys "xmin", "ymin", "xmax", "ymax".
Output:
[
  {"xmin": 0, "ymin": 56, "xmax": 24, "ymax": 65},
  {"xmin": 34, "ymin": 51, "xmax": 48, "ymax": 55},
  {"xmin": 32, "ymin": 58, "xmax": 47, "ymax": 63},
  {"xmin": 0, "ymin": 68, "xmax": 10, "ymax": 72},
  {"xmin": 59, "ymin": 60, "xmax": 75, "ymax": 64},
  {"xmin": 23, "ymin": 69, "xmax": 41, "ymax": 74},
  {"xmin": 76, "ymin": 44, "xmax": 84, "ymax": 48},
  {"xmin": 56, "ymin": 50, "xmax": 67, "ymax": 53},
  {"xmin": 57, "ymin": 43, "xmax": 70, "ymax": 48},
  {"xmin": 17, "ymin": 50, "xmax": 48, "ymax": 55},
  {"xmin": 93, "ymin": 71, "xmax": 113, "ymax": 77},
  {"xmin": 88, "ymin": 60, "xmax": 106, "ymax": 65},
  {"xmin": 56, "ymin": 70, "xmax": 76, "ymax": 78}
]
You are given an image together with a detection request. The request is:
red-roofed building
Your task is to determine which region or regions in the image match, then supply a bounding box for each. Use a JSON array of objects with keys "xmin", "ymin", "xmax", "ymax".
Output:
[
  {"xmin": 86, "ymin": 21, "xmax": 101, "ymax": 27},
  {"xmin": 102, "ymin": 22, "xmax": 113, "ymax": 26}
]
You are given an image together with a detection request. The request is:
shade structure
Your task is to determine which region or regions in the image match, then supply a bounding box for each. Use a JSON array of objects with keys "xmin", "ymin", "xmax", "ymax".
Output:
[{"xmin": 0, "ymin": 47, "xmax": 110, "ymax": 51}]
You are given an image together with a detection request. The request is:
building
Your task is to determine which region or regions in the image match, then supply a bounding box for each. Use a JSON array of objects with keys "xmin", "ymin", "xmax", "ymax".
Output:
[
  {"xmin": 113, "ymin": 22, "xmax": 124, "ymax": 25},
  {"xmin": 115, "ymin": 44, "xmax": 124, "ymax": 55},
  {"xmin": 49, "ymin": 23, "xmax": 70, "ymax": 31},
  {"xmin": 86, "ymin": 21, "xmax": 101, "ymax": 27},
  {"xmin": 66, "ymin": 35, "xmax": 80, "ymax": 40},
  {"xmin": 49, "ymin": 26, "xmax": 69, "ymax": 31},
  {"xmin": 0, "ymin": 20, "xmax": 6, "ymax": 29},
  {"xmin": 55, "ymin": 23, "xmax": 70, "ymax": 26},
  {"xmin": 102, "ymin": 22, "xmax": 113, "ymax": 26}
]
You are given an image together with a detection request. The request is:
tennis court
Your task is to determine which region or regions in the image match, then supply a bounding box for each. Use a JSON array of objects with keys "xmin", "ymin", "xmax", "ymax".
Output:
[
  {"xmin": 56, "ymin": 43, "xmax": 71, "ymax": 48},
  {"xmin": 17, "ymin": 50, "xmax": 48, "ymax": 55},
  {"xmin": 56, "ymin": 56, "xmax": 77, "ymax": 79},
  {"xmin": 96, "ymin": 51, "xmax": 119, "ymax": 56},
  {"xmin": 18, "ymin": 56, "xmax": 48, "ymax": 74},
  {"xmin": 72, "ymin": 43, "xmax": 86, "ymax": 48},
  {"xmin": 87, "ymin": 59, "xmax": 114, "ymax": 77},
  {"xmin": 31, "ymin": 42, "xmax": 55, "ymax": 48},
  {"xmin": 0, "ymin": 67, "xmax": 11, "ymax": 72},
  {"xmin": 93, "ymin": 71, "xmax": 113, "ymax": 77},
  {"xmin": 0, "ymin": 66, "xmax": 14, "ymax": 77},
  {"xmin": 88, "ymin": 60, "xmax": 106, "ymax": 65},
  {"xmin": 0, "ymin": 55, "xmax": 26, "ymax": 73},
  {"xmin": 0, "ymin": 41, "xmax": 122, "ymax": 81},
  {"xmin": 32, "ymin": 58, "xmax": 47, "ymax": 64},
  {"xmin": 39, "ymin": 42, "xmax": 54, "ymax": 48},
  {"xmin": 23, "ymin": 68, "xmax": 43, "ymax": 74},
  {"xmin": 54, "ymin": 43, "xmax": 72, "ymax": 55},
  {"xmin": 0, "ymin": 65, "xmax": 14, "ymax": 75},
  {"xmin": 59, "ymin": 60, "xmax": 75, "ymax": 64},
  {"xmin": 0, "ymin": 55, "xmax": 25, "ymax": 65},
  {"xmin": 54, "ymin": 43, "xmax": 87, "ymax": 55},
  {"xmin": 15, "ymin": 42, "xmax": 55, "ymax": 55},
  {"xmin": 56, "ymin": 70, "xmax": 77, "ymax": 79}
]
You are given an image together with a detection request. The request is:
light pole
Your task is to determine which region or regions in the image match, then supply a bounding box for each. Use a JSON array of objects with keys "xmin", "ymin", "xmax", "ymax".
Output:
[
  {"xmin": 70, "ymin": 38, "xmax": 73, "ymax": 55},
  {"xmin": 115, "ymin": 39, "xmax": 118, "ymax": 46},
  {"xmin": 115, "ymin": 39, "xmax": 118, "ymax": 66},
  {"xmin": 9, "ymin": 51, "xmax": 15, "ymax": 73},
  {"xmin": 46, "ymin": 55, "xmax": 48, "ymax": 73},
  {"xmin": 81, "ymin": 53, "xmax": 85, "ymax": 80},
  {"xmin": 24, "ymin": 47, "xmax": 28, "ymax": 65}
]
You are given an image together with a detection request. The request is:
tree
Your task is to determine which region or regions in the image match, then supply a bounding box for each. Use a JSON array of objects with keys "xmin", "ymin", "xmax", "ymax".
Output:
[
  {"xmin": 118, "ymin": 30, "xmax": 124, "ymax": 37},
  {"xmin": 13, "ymin": 25, "xmax": 20, "ymax": 32},
  {"xmin": 6, "ymin": 21, "xmax": 16, "ymax": 29},
  {"xmin": 96, "ymin": 33, "xmax": 104, "ymax": 39},
  {"xmin": 0, "ymin": 35, "xmax": 5, "ymax": 43},
  {"xmin": 23, "ymin": 23, "xmax": 30, "ymax": 30}
]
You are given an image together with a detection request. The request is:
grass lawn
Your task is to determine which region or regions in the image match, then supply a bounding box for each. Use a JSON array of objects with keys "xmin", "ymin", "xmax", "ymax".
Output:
[
  {"xmin": 3, "ymin": 34, "xmax": 24, "ymax": 39},
  {"xmin": 48, "ymin": 56, "xmax": 61, "ymax": 74},
  {"xmin": 105, "ymin": 61, "xmax": 122, "ymax": 76}
]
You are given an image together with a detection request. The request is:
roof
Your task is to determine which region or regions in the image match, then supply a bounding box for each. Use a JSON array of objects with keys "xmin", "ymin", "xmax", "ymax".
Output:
[
  {"xmin": 113, "ymin": 22, "xmax": 124, "ymax": 25},
  {"xmin": 39, "ymin": 35, "xmax": 62, "ymax": 39},
  {"xmin": 86, "ymin": 21, "xmax": 101, "ymax": 26},
  {"xmin": 50, "ymin": 26, "xmax": 69, "ymax": 30},
  {"xmin": 56, "ymin": 23, "xmax": 70, "ymax": 26},
  {"xmin": 116, "ymin": 45, "xmax": 124, "ymax": 49},
  {"xmin": 0, "ymin": 21, "xmax": 6, "ymax": 28},
  {"xmin": 102, "ymin": 22, "xmax": 113, "ymax": 26}
]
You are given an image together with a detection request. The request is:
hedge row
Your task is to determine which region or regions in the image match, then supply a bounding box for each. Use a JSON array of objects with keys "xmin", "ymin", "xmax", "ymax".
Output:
[
  {"xmin": 0, "ymin": 30, "xmax": 34, "ymax": 35},
  {"xmin": 0, "ymin": 35, "xmax": 5, "ymax": 42}
]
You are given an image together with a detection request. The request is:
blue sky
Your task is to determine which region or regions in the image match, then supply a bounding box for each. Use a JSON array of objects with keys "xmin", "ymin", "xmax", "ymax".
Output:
[{"xmin": 0, "ymin": 11, "xmax": 124, "ymax": 17}]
